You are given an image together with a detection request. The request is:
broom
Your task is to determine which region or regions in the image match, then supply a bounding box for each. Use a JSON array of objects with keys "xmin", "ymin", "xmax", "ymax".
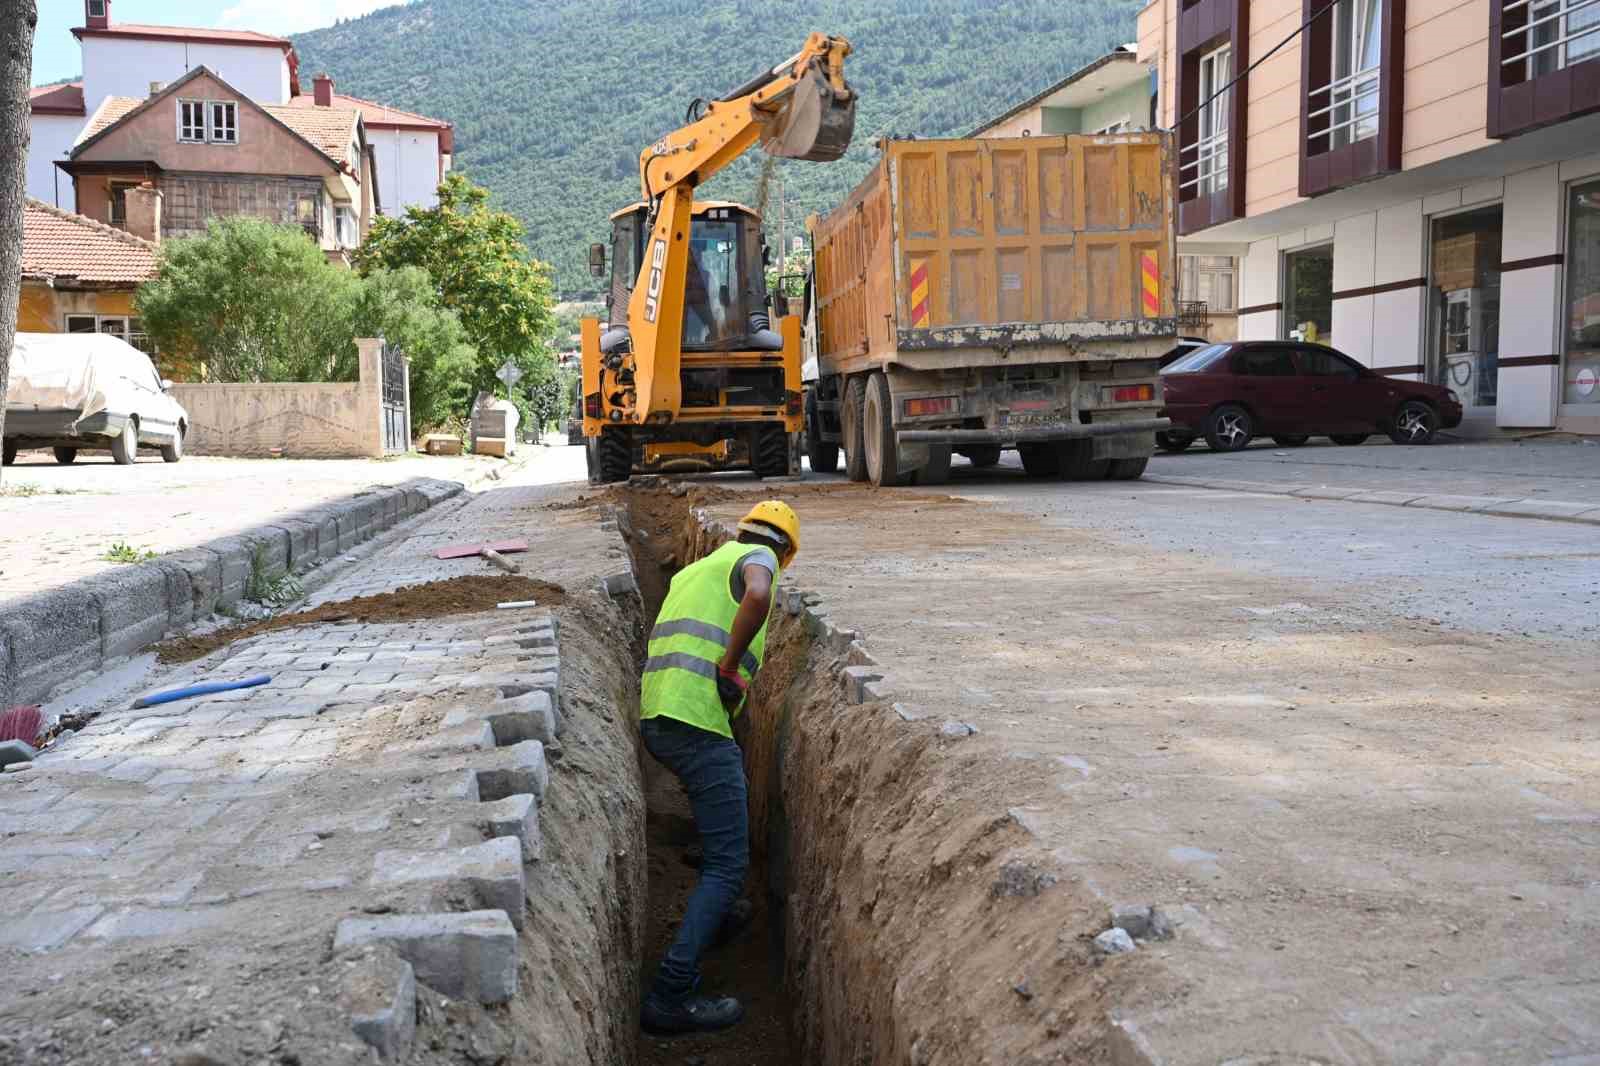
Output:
[{"xmin": 0, "ymin": 705, "xmax": 44, "ymax": 746}]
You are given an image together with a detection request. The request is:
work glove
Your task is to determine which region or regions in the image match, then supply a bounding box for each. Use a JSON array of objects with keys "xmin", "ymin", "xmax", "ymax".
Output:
[{"xmin": 717, "ymin": 665, "xmax": 748, "ymax": 710}]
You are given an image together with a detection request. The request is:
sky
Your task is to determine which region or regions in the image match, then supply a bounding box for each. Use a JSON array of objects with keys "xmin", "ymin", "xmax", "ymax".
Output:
[{"xmin": 31, "ymin": 0, "xmax": 398, "ymax": 84}]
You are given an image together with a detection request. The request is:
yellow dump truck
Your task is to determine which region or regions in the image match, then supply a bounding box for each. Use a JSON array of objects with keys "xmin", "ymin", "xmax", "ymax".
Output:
[{"xmin": 802, "ymin": 132, "xmax": 1177, "ymax": 485}]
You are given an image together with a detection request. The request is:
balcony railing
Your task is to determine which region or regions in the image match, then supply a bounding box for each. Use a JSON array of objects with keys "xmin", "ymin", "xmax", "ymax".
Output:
[
  {"xmin": 1501, "ymin": 0, "xmax": 1600, "ymax": 71},
  {"xmin": 1307, "ymin": 64, "xmax": 1381, "ymax": 149},
  {"xmin": 1178, "ymin": 301, "xmax": 1211, "ymax": 329},
  {"xmin": 1178, "ymin": 133, "xmax": 1230, "ymax": 195}
]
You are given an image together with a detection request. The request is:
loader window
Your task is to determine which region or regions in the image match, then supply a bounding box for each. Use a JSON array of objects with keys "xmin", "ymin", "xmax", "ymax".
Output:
[{"xmin": 684, "ymin": 220, "xmax": 743, "ymax": 349}]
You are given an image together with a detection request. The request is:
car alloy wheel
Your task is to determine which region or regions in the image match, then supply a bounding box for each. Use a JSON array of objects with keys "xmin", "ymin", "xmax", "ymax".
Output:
[
  {"xmin": 1391, "ymin": 401, "xmax": 1437, "ymax": 445},
  {"xmin": 1205, "ymin": 404, "xmax": 1253, "ymax": 452}
]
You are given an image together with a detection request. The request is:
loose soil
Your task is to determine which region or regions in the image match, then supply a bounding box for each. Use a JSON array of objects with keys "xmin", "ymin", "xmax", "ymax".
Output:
[{"xmin": 154, "ymin": 575, "xmax": 567, "ymax": 663}]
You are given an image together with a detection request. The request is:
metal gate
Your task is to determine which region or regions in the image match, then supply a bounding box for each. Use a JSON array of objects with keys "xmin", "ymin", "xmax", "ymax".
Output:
[{"xmin": 380, "ymin": 342, "xmax": 409, "ymax": 454}]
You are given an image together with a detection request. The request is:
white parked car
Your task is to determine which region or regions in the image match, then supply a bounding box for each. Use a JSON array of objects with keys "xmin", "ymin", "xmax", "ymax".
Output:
[{"xmin": 3, "ymin": 332, "xmax": 189, "ymax": 466}]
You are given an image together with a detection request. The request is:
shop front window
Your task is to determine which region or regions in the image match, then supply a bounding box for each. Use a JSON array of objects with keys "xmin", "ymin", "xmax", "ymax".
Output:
[
  {"xmin": 1283, "ymin": 245, "xmax": 1334, "ymax": 344},
  {"xmin": 1564, "ymin": 180, "xmax": 1600, "ymax": 405},
  {"xmin": 1428, "ymin": 205, "xmax": 1502, "ymax": 408}
]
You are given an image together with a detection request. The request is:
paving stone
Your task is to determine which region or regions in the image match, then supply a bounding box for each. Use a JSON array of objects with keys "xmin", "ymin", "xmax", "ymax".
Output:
[
  {"xmin": 840, "ymin": 665, "xmax": 884, "ymax": 705},
  {"xmin": 340, "ymin": 947, "xmax": 416, "ymax": 1060},
  {"xmin": 0, "ymin": 807, "xmax": 98, "ymax": 835},
  {"xmin": 0, "ymin": 739, "xmax": 38, "ymax": 768},
  {"xmin": 452, "ymin": 691, "xmax": 558, "ymax": 746},
  {"xmin": 479, "ymin": 793, "xmax": 542, "ymax": 862},
  {"xmin": 333, "ymin": 911, "xmax": 519, "ymax": 1005},
  {"xmin": 370, "ymin": 837, "xmax": 526, "ymax": 927},
  {"xmin": 0, "ymin": 905, "xmax": 104, "ymax": 951},
  {"xmin": 84, "ymin": 904, "xmax": 238, "ymax": 940},
  {"xmin": 476, "ymin": 740, "xmax": 548, "ymax": 802},
  {"xmin": 1111, "ymin": 903, "xmax": 1153, "ymax": 939}
]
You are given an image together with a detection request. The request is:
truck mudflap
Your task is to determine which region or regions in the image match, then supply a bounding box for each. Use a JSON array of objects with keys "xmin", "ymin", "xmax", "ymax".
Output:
[{"xmin": 896, "ymin": 416, "xmax": 1170, "ymax": 447}]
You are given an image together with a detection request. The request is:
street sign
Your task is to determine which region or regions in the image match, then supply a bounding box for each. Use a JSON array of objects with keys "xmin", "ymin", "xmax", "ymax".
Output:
[{"xmin": 495, "ymin": 360, "xmax": 523, "ymax": 390}]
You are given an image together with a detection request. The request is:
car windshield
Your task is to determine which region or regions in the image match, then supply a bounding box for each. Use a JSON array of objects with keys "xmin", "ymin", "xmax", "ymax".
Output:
[
  {"xmin": 683, "ymin": 220, "xmax": 742, "ymax": 349},
  {"xmin": 1161, "ymin": 343, "xmax": 1231, "ymax": 374}
]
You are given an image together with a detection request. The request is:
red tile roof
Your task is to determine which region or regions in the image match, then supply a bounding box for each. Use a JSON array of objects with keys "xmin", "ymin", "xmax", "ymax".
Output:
[
  {"xmin": 29, "ymin": 81, "xmax": 86, "ymax": 116},
  {"xmin": 79, "ymin": 96, "xmax": 144, "ymax": 143},
  {"xmin": 21, "ymin": 199, "xmax": 160, "ymax": 285},
  {"xmin": 286, "ymin": 91, "xmax": 451, "ymax": 132},
  {"xmin": 263, "ymin": 105, "xmax": 362, "ymax": 167},
  {"xmin": 72, "ymin": 23, "xmax": 292, "ymax": 48}
]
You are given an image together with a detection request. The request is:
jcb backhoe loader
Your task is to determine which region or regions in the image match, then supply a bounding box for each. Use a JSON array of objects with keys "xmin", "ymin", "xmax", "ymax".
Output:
[{"xmin": 580, "ymin": 33, "xmax": 855, "ymax": 483}]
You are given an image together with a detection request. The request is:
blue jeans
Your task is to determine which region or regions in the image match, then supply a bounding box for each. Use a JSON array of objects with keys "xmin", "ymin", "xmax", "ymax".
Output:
[{"xmin": 641, "ymin": 715, "xmax": 749, "ymax": 999}]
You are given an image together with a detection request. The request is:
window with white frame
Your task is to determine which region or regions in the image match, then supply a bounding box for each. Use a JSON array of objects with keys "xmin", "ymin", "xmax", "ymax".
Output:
[
  {"xmin": 1321, "ymin": 0, "xmax": 1382, "ymax": 149},
  {"xmin": 87, "ymin": 0, "xmax": 106, "ymax": 18},
  {"xmin": 178, "ymin": 99, "xmax": 206, "ymax": 142},
  {"xmin": 1189, "ymin": 45, "xmax": 1231, "ymax": 197},
  {"xmin": 1517, "ymin": 0, "xmax": 1600, "ymax": 77},
  {"xmin": 1180, "ymin": 255, "xmax": 1238, "ymax": 312},
  {"xmin": 210, "ymin": 101, "xmax": 238, "ymax": 144},
  {"xmin": 335, "ymin": 206, "xmax": 358, "ymax": 248},
  {"xmin": 1096, "ymin": 118, "xmax": 1132, "ymax": 134}
]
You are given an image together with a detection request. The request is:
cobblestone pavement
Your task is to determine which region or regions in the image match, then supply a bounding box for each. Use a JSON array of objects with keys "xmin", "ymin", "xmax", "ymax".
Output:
[
  {"xmin": 0, "ymin": 472, "xmax": 628, "ymax": 1064},
  {"xmin": 0, "ymin": 448, "xmax": 527, "ymax": 605}
]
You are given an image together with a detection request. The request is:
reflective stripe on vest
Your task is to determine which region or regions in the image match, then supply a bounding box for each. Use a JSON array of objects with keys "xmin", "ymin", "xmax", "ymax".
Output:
[{"xmin": 640, "ymin": 540, "xmax": 778, "ymax": 738}]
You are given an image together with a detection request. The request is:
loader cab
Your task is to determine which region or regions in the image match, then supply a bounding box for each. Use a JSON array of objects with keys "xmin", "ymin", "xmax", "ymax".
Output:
[{"xmin": 604, "ymin": 201, "xmax": 780, "ymax": 352}]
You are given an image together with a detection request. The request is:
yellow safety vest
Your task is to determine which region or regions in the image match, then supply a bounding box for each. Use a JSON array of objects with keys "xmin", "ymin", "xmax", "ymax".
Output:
[{"xmin": 640, "ymin": 541, "xmax": 779, "ymax": 738}]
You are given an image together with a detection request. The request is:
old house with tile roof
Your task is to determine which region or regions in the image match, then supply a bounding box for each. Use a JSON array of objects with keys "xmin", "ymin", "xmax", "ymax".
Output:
[
  {"xmin": 61, "ymin": 66, "xmax": 376, "ymax": 266},
  {"xmin": 18, "ymin": 198, "xmax": 160, "ymax": 359}
]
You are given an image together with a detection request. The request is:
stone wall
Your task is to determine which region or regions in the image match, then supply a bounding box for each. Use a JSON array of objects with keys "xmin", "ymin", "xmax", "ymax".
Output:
[{"xmin": 171, "ymin": 339, "xmax": 402, "ymax": 458}]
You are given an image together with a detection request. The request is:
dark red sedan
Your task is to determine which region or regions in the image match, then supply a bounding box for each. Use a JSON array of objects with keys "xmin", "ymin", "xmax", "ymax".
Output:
[{"xmin": 1157, "ymin": 341, "xmax": 1463, "ymax": 452}]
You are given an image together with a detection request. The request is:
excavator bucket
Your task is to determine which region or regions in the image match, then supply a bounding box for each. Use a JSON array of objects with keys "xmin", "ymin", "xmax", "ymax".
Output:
[{"xmin": 761, "ymin": 65, "xmax": 856, "ymax": 162}]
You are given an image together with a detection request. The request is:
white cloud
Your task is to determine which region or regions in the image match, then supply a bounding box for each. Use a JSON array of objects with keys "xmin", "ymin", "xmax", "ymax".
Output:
[{"xmin": 218, "ymin": 0, "xmax": 398, "ymax": 35}]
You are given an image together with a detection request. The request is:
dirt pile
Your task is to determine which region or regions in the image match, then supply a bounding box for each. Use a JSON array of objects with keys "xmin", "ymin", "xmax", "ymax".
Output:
[{"xmin": 155, "ymin": 575, "xmax": 567, "ymax": 663}]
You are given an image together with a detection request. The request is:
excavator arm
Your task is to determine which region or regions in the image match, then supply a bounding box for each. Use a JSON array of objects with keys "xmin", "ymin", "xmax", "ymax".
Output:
[{"xmin": 619, "ymin": 33, "xmax": 855, "ymax": 422}]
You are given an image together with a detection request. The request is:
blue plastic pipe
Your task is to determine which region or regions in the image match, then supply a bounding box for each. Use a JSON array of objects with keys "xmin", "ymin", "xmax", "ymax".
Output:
[{"xmin": 132, "ymin": 674, "xmax": 271, "ymax": 709}]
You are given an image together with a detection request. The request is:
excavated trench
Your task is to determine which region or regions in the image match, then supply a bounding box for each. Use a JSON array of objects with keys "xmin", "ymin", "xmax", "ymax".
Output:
[{"xmin": 606, "ymin": 482, "xmax": 1127, "ymax": 1066}]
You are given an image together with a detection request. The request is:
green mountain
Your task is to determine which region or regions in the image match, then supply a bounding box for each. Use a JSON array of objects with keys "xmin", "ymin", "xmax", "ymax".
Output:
[{"xmin": 293, "ymin": 0, "xmax": 1143, "ymax": 292}]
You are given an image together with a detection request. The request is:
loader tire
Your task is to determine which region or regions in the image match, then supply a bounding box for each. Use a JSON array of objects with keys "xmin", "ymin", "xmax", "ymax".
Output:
[
  {"xmin": 864, "ymin": 372, "xmax": 910, "ymax": 487},
  {"xmin": 753, "ymin": 424, "xmax": 791, "ymax": 479},
  {"xmin": 842, "ymin": 376, "xmax": 868, "ymax": 483},
  {"xmin": 595, "ymin": 427, "xmax": 632, "ymax": 484}
]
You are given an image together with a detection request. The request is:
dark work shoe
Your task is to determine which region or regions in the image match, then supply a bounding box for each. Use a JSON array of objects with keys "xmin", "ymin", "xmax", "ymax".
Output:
[
  {"xmin": 709, "ymin": 898, "xmax": 754, "ymax": 951},
  {"xmin": 641, "ymin": 990, "xmax": 745, "ymax": 1035}
]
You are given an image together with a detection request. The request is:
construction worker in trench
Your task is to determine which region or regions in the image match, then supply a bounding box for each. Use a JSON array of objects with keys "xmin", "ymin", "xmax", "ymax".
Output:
[{"xmin": 638, "ymin": 500, "xmax": 801, "ymax": 1035}]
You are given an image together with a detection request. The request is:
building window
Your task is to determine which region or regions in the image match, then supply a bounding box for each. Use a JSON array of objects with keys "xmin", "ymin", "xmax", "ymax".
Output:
[
  {"xmin": 65, "ymin": 315, "xmax": 97, "ymax": 333},
  {"xmin": 1324, "ymin": 0, "xmax": 1382, "ymax": 148},
  {"xmin": 64, "ymin": 314, "xmax": 147, "ymax": 351},
  {"xmin": 178, "ymin": 99, "xmax": 206, "ymax": 142},
  {"xmin": 1283, "ymin": 245, "xmax": 1334, "ymax": 343},
  {"xmin": 1096, "ymin": 118, "xmax": 1132, "ymax": 134},
  {"xmin": 1180, "ymin": 254, "xmax": 1238, "ymax": 312},
  {"xmin": 1187, "ymin": 45, "xmax": 1231, "ymax": 197},
  {"xmin": 1563, "ymin": 179, "xmax": 1600, "ymax": 405},
  {"xmin": 107, "ymin": 180, "xmax": 138, "ymax": 224},
  {"xmin": 296, "ymin": 194, "xmax": 319, "ymax": 237},
  {"xmin": 87, "ymin": 0, "xmax": 107, "ymax": 16},
  {"xmin": 335, "ymin": 206, "xmax": 358, "ymax": 248},
  {"xmin": 1509, "ymin": 0, "xmax": 1600, "ymax": 78},
  {"xmin": 1427, "ymin": 205, "xmax": 1502, "ymax": 407},
  {"xmin": 210, "ymin": 102, "xmax": 238, "ymax": 144}
]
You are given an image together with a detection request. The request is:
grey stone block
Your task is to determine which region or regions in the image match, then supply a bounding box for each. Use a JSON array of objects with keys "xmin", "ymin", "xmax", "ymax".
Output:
[
  {"xmin": 0, "ymin": 905, "xmax": 103, "ymax": 952},
  {"xmin": 207, "ymin": 536, "xmax": 255, "ymax": 608},
  {"xmin": 377, "ymin": 487, "xmax": 405, "ymax": 527},
  {"xmin": 939, "ymin": 720, "xmax": 976, "ymax": 738},
  {"xmin": 0, "ymin": 740, "xmax": 37, "ymax": 768},
  {"xmin": 840, "ymin": 665, "xmax": 884, "ymax": 705},
  {"xmin": 148, "ymin": 557, "xmax": 195, "ymax": 628},
  {"xmin": 272, "ymin": 520, "xmax": 321, "ymax": 574},
  {"xmin": 334, "ymin": 911, "xmax": 517, "ymax": 1005},
  {"xmin": 476, "ymin": 740, "xmax": 548, "ymax": 802},
  {"xmin": 163, "ymin": 548, "xmax": 223, "ymax": 619},
  {"xmin": 371, "ymin": 837, "xmax": 525, "ymax": 927},
  {"xmin": 243, "ymin": 526, "xmax": 290, "ymax": 579},
  {"xmin": 480, "ymin": 793, "xmax": 542, "ymax": 862},
  {"xmin": 92, "ymin": 564, "xmax": 173, "ymax": 660},
  {"xmin": 1094, "ymin": 927, "xmax": 1137, "ymax": 955},
  {"xmin": 602, "ymin": 571, "xmax": 639, "ymax": 598},
  {"xmin": 1110, "ymin": 903, "xmax": 1152, "ymax": 939},
  {"xmin": 845, "ymin": 640, "xmax": 876, "ymax": 668},
  {"xmin": 425, "ymin": 720, "xmax": 497, "ymax": 753},
  {"xmin": 783, "ymin": 588, "xmax": 805, "ymax": 616},
  {"xmin": 305, "ymin": 510, "xmax": 342, "ymax": 562},
  {"xmin": 339, "ymin": 947, "xmax": 416, "ymax": 1060},
  {"xmin": 0, "ymin": 586, "xmax": 102, "ymax": 703},
  {"xmin": 861, "ymin": 680, "xmax": 893, "ymax": 702},
  {"xmin": 452, "ymin": 691, "xmax": 557, "ymax": 746}
]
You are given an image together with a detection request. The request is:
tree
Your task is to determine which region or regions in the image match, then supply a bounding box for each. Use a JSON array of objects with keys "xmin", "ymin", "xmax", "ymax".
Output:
[
  {"xmin": 136, "ymin": 218, "xmax": 361, "ymax": 383},
  {"xmin": 355, "ymin": 173, "xmax": 556, "ymax": 425},
  {"xmin": 352, "ymin": 266, "xmax": 477, "ymax": 431},
  {"xmin": 0, "ymin": 1, "xmax": 36, "ymax": 487}
]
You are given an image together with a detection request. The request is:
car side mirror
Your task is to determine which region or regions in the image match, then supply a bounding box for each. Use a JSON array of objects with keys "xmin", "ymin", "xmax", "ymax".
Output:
[
  {"xmin": 588, "ymin": 243, "xmax": 606, "ymax": 279},
  {"xmin": 161, "ymin": 378, "xmax": 173, "ymax": 391}
]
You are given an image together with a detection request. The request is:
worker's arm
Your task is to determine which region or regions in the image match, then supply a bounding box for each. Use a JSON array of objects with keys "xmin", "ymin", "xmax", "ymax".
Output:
[{"xmin": 717, "ymin": 562, "xmax": 774, "ymax": 708}]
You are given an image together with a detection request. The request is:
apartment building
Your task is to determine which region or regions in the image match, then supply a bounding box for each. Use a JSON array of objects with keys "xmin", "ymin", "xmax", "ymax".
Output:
[
  {"xmin": 974, "ymin": 46, "xmax": 1243, "ymax": 341},
  {"xmin": 1139, "ymin": 0, "xmax": 1600, "ymax": 432}
]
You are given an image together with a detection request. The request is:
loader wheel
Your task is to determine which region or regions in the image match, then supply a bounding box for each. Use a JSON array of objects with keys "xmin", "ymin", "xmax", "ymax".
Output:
[
  {"xmin": 841, "ymin": 377, "xmax": 868, "ymax": 483},
  {"xmin": 960, "ymin": 445, "xmax": 1001, "ymax": 468},
  {"xmin": 863, "ymin": 372, "xmax": 910, "ymax": 487},
  {"xmin": 914, "ymin": 443, "xmax": 952, "ymax": 485},
  {"xmin": 1060, "ymin": 439, "xmax": 1109, "ymax": 480},
  {"xmin": 1018, "ymin": 443, "xmax": 1060, "ymax": 478},
  {"xmin": 753, "ymin": 424, "xmax": 791, "ymax": 479},
  {"xmin": 595, "ymin": 427, "xmax": 632, "ymax": 484},
  {"xmin": 804, "ymin": 389, "xmax": 839, "ymax": 474},
  {"xmin": 1105, "ymin": 456, "xmax": 1149, "ymax": 480}
]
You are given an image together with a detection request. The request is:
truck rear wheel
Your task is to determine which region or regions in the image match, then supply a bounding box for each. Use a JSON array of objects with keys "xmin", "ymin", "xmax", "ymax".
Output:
[
  {"xmin": 1018, "ymin": 444, "xmax": 1060, "ymax": 478},
  {"xmin": 915, "ymin": 443, "xmax": 952, "ymax": 485},
  {"xmin": 841, "ymin": 376, "xmax": 868, "ymax": 482},
  {"xmin": 1105, "ymin": 456, "xmax": 1149, "ymax": 480},
  {"xmin": 753, "ymin": 424, "xmax": 791, "ymax": 479},
  {"xmin": 804, "ymin": 389, "xmax": 838, "ymax": 473},
  {"xmin": 1060, "ymin": 439, "xmax": 1109, "ymax": 480},
  {"xmin": 595, "ymin": 427, "xmax": 632, "ymax": 484},
  {"xmin": 863, "ymin": 373, "xmax": 910, "ymax": 488},
  {"xmin": 53, "ymin": 446, "xmax": 78, "ymax": 465},
  {"xmin": 960, "ymin": 445, "xmax": 1001, "ymax": 468}
]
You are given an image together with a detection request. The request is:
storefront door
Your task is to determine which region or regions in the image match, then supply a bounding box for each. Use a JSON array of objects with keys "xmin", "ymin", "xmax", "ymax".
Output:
[
  {"xmin": 1563, "ymin": 180, "xmax": 1600, "ymax": 408},
  {"xmin": 1283, "ymin": 246, "xmax": 1334, "ymax": 346},
  {"xmin": 1426, "ymin": 206, "xmax": 1502, "ymax": 409}
]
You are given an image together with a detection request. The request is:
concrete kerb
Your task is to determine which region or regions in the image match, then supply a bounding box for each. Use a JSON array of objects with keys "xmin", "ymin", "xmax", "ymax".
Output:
[
  {"xmin": 0, "ymin": 476, "xmax": 467, "ymax": 708},
  {"xmin": 333, "ymin": 911, "xmax": 519, "ymax": 1005},
  {"xmin": 1142, "ymin": 473, "xmax": 1600, "ymax": 527}
]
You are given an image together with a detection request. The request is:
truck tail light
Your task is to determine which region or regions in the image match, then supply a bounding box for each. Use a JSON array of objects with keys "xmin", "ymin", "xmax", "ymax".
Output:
[
  {"xmin": 584, "ymin": 392, "xmax": 602, "ymax": 419},
  {"xmin": 1106, "ymin": 384, "xmax": 1155, "ymax": 404},
  {"xmin": 904, "ymin": 395, "xmax": 956, "ymax": 417},
  {"xmin": 785, "ymin": 391, "xmax": 803, "ymax": 416}
]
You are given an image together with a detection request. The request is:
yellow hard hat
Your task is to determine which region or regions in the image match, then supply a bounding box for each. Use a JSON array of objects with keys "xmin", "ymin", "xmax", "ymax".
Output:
[{"xmin": 737, "ymin": 499, "xmax": 800, "ymax": 567}]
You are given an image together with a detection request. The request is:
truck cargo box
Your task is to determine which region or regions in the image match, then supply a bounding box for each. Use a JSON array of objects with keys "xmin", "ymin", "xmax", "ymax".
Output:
[{"xmin": 810, "ymin": 132, "xmax": 1175, "ymax": 373}]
